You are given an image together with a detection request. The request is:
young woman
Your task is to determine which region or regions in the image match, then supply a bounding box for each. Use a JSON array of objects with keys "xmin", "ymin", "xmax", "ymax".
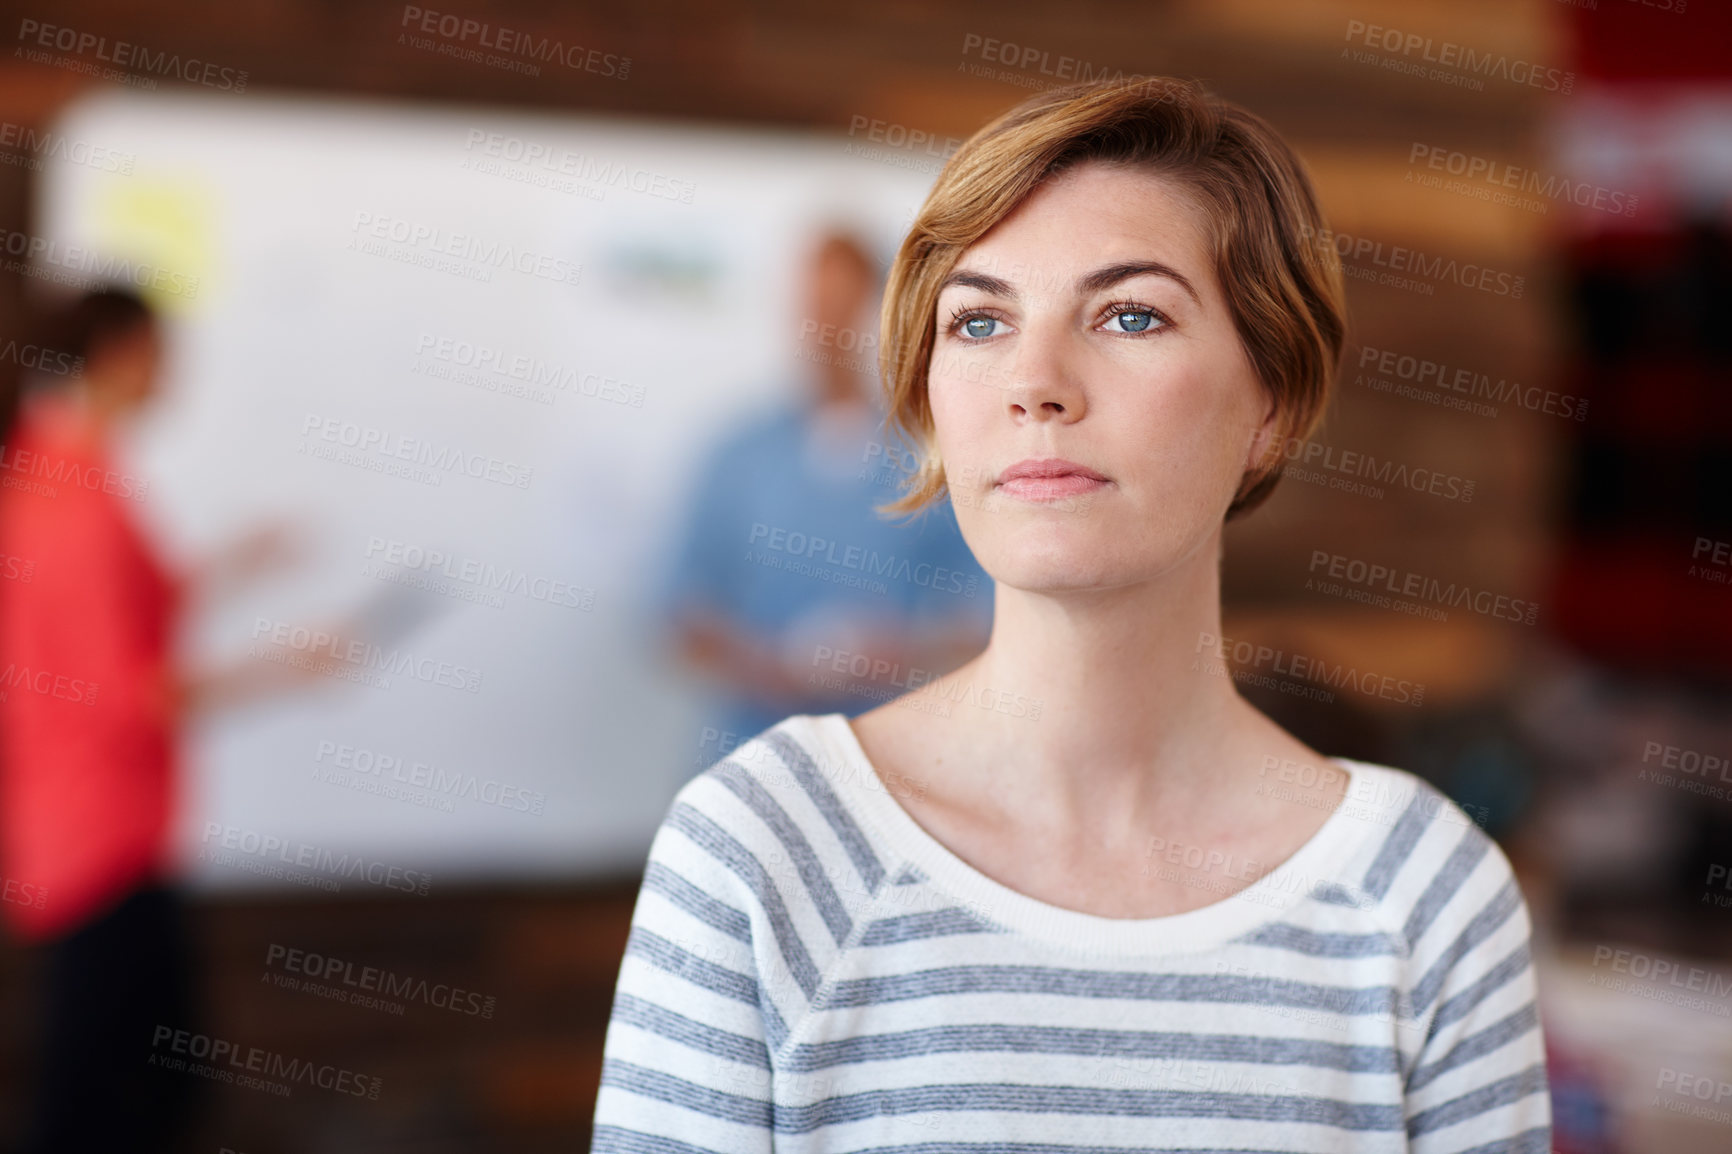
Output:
[{"xmin": 592, "ymin": 77, "xmax": 1550, "ymax": 1153}]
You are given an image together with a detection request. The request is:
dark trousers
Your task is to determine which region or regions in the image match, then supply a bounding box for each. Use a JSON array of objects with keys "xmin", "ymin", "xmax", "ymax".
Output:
[{"xmin": 28, "ymin": 884, "xmax": 201, "ymax": 1154}]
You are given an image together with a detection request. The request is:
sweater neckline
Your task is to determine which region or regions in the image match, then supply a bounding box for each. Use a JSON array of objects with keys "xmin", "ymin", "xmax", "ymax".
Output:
[{"xmin": 800, "ymin": 711, "xmax": 1380, "ymax": 958}]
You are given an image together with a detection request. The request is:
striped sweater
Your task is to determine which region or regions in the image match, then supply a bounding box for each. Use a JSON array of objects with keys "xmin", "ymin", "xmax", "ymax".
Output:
[{"xmin": 591, "ymin": 712, "xmax": 1550, "ymax": 1153}]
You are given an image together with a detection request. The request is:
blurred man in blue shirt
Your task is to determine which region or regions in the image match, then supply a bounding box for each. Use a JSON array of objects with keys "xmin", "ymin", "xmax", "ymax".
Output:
[{"xmin": 660, "ymin": 230, "xmax": 991, "ymax": 769}]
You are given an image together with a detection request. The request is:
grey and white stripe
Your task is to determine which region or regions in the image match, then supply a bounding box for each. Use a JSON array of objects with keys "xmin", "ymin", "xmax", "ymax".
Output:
[{"xmin": 592, "ymin": 715, "xmax": 1550, "ymax": 1153}]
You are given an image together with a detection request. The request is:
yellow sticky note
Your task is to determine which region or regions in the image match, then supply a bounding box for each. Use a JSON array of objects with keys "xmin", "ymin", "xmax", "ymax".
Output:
[{"xmin": 89, "ymin": 174, "xmax": 217, "ymax": 315}]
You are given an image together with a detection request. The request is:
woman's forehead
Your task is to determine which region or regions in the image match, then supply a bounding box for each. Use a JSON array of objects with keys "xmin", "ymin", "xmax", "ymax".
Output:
[{"xmin": 949, "ymin": 164, "xmax": 1213, "ymax": 293}]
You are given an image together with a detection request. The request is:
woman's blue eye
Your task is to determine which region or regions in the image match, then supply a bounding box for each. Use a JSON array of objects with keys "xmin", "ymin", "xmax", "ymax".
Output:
[
  {"xmin": 963, "ymin": 316, "xmax": 998, "ymax": 339},
  {"xmin": 1106, "ymin": 311, "xmax": 1156, "ymax": 333}
]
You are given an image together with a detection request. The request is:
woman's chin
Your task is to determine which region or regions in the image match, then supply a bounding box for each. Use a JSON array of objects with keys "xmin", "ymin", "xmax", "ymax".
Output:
[
  {"xmin": 973, "ymin": 519, "xmax": 1205, "ymax": 596},
  {"xmin": 982, "ymin": 550, "xmax": 1133, "ymax": 596}
]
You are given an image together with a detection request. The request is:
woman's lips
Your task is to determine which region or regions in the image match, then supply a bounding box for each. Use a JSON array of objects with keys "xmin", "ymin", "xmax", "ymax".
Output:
[
  {"xmin": 997, "ymin": 474, "xmax": 1110, "ymax": 501},
  {"xmin": 993, "ymin": 458, "xmax": 1112, "ymax": 502}
]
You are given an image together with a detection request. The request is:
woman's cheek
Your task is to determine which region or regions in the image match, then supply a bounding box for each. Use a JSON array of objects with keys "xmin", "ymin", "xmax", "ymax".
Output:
[
  {"xmin": 1150, "ymin": 364, "xmax": 1254, "ymax": 485},
  {"xmin": 928, "ymin": 367, "xmax": 988, "ymax": 473}
]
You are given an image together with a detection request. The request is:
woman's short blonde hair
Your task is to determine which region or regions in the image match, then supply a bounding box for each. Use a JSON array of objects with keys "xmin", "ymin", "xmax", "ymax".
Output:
[{"xmin": 875, "ymin": 76, "xmax": 1346, "ymax": 520}]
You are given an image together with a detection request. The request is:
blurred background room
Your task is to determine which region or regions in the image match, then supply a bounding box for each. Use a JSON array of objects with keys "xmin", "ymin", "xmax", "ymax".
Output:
[{"xmin": 0, "ymin": 0, "xmax": 1726, "ymax": 1150}]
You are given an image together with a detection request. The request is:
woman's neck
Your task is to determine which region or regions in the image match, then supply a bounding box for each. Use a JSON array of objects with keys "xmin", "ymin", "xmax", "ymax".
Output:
[{"xmin": 919, "ymin": 534, "xmax": 1296, "ymax": 844}]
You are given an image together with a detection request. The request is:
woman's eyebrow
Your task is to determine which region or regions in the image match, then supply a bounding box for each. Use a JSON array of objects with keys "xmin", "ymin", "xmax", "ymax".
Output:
[
  {"xmin": 939, "ymin": 269, "xmax": 1016, "ymax": 297},
  {"xmin": 1077, "ymin": 260, "xmax": 1200, "ymax": 304},
  {"xmin": 939, "ymin": 260, "xmax": 1200, "ymax": 304}
]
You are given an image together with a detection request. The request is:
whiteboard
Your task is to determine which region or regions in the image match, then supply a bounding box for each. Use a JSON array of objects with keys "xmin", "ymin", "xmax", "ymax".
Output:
[{"xmin": 35, "ymin": 89, "xmax": 936, "ymax": 890}]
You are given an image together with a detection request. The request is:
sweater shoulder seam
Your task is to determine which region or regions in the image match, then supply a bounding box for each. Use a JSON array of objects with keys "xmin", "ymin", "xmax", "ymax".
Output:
[{"xmin": 770, "ymin": 854, "xmax": 908, "ymax": 1068}]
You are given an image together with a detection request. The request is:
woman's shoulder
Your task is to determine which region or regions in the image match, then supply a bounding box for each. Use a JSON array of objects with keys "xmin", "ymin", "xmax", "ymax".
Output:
[
  {"xmin": 1330, "ymin": 757, "xmax": 1492, "ymax": 840},
  {"xmin": 662, "ymin": 713, "xmax": 890, "ymax": 875},
  {"xmin": 680, "ymin": 711, "xmax": 854, "ymax": 797},
  {"xmin": 1327, "ymin": 756, "xmax": 1524, "ymax": 947}
]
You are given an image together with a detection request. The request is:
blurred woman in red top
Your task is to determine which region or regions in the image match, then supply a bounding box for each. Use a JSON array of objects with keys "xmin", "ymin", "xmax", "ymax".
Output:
[
  {"xmin": 0, "ymin": 289, "xmax": 185, "ymax": 1153},
  {"xmin": 0, "ymin": 288, "xmax": 302, "ymax": 1153},
  {"xmin": 0, "ymin": 289, "xmax": 179, "ymax": 945},
  {"xmin": 0, "ymin": 288, "xmax": 194, "ymax": 1152}
]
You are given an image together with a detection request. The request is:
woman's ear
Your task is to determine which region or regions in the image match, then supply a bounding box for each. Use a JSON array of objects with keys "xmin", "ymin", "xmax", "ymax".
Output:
[{"xmin": 1244, "ymin": 393, "xmax": 1282, "ymax": 473}]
